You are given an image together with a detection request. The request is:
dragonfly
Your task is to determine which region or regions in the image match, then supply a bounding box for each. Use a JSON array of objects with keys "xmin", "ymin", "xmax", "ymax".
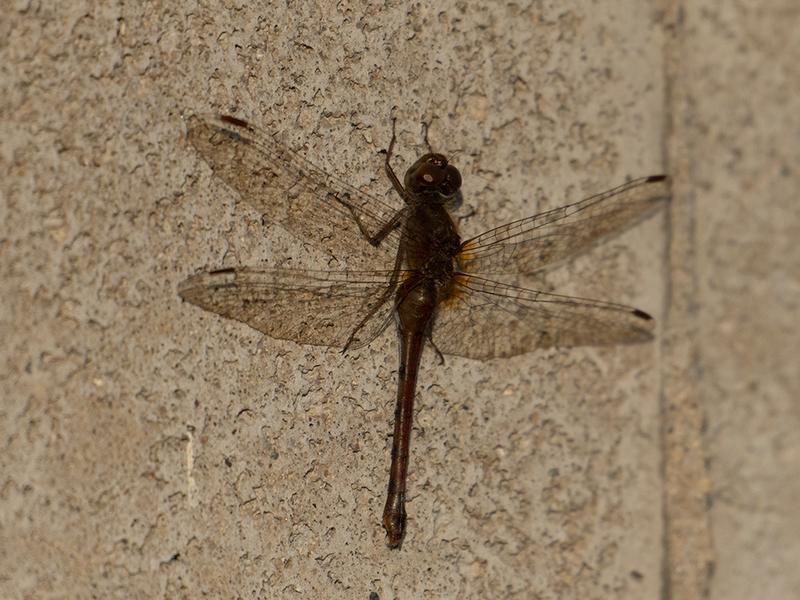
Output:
[{"xmin": 178, "ymin": 113, "xmax": 670, "ymax": 549}]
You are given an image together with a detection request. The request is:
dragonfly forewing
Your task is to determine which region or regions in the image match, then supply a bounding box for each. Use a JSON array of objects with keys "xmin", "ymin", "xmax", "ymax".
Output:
[
  {"xmin": 185, "ymin": 114, "xmax": 402, "ymax": 270},
  {"xmin": 459, "ymin": 175, "xmax": 670, "ymax": 276}
]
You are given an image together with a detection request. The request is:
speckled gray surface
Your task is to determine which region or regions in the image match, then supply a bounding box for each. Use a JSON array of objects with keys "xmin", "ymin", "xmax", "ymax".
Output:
[
  {"xmin": 2, "ymin": 1, "xmax": 794, "ymax": 599},
  {"xmin": 669, "ymin": 2, "xmax": 800, "ymax": 599}
]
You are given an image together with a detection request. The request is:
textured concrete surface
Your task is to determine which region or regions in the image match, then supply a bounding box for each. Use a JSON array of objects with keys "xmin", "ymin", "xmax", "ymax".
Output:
[
  {"xmin": 666, "ymin": 2, "xmax": 800, "ymax": 599},
  {"xmin": 1, "ymin": 1, "xmax": 796, "ymax": 599}
]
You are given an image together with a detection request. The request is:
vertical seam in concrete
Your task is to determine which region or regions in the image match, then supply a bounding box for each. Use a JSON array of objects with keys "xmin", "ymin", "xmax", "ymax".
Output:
[
  {"xmin": 659, "ymin": 6, "xmax": 677, "ymax": 599},
  {"xmin": 658, "ymin": 1, "xmax": 715, "ymax": 599}
]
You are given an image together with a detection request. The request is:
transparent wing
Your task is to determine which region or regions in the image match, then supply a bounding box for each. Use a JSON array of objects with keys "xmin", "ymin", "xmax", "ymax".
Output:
[
  {"xmin": 178, "ymin": 268, "xmax": 398, "ymax": 349},
  {"xmin": 459, "ymin": 176, "xmax": 670, "ymax": 275},
  {"xmin": 185, "ymin": 114, "xmax": 402, "ymax": 270},
  {"xmin": 432, "ymin": 275, "xmax": 655, "ymax": 360}
]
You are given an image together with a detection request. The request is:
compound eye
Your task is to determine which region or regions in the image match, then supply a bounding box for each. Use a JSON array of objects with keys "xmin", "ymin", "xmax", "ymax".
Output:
[{"xmin": 444, "ymin": 165, "xmax": 462, "ymax": 192}]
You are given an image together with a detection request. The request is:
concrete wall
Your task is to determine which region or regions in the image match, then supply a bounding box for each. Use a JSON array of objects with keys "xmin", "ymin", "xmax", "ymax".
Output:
[{"xmin": 1, "ymin": 1, "xmax": 796, "ymax": 598}]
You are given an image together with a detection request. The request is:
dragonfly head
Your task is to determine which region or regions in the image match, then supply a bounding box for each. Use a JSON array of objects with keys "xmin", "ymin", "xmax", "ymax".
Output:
[{"xmin": 404, "ymin": 153, "xmax": 462, "ymax": 202}]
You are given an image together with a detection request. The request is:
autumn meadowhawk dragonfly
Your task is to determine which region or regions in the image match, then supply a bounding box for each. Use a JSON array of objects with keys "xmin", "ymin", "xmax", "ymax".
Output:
[{"xmin": 178, "ymin": 113, "xmax": 670, "ymax": 548}]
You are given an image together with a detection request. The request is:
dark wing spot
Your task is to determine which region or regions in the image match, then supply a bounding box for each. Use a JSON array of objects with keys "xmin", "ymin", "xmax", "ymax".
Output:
[
  {"xmin": 632, "ymin": 308, "xmax": 653, "ymax": 320},
  {"xmin": 646, "ymin": 174, "xmax": 667, "ymax": 183},
  {"xmin": 220, "ymin": 115, "xmax": 249, "ymax": 128}
]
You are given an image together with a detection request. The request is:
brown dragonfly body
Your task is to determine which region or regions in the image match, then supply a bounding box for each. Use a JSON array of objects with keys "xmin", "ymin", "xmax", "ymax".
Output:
[
  {"xmin": 378, "ymin": 150, "xmax": 464, "ymax": 546},
  {"xmin": 178, "ymin": 114, "xmax": 670, "ymax": 548}
]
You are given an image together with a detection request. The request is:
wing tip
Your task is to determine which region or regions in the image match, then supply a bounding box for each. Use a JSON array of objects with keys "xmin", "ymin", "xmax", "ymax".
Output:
[
  {"xmin": 627, "ymin": 308, "xmax": 657, "ymax": 344},
  {"xmin": 646, "ymin": 174, "xmax": 668, "ymax": 183},
  {"xmin": 642, "ymin": 174, "xmax": 671, "ymax": 207}
]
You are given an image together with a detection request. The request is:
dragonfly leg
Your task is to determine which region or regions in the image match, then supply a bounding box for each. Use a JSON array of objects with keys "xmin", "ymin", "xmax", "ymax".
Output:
[
  {"xmin": 328, "ymin": 115, "xmax": 406, "ymax": 247},
  {"xmin": 383, "ymin": 117, "xmax": 408, "ymax": 201},
  {"xmin": 386, "ymin": 115, "xmax": 397, "ymax": 161},
  {"xmin": 366, "ymin": 211, "xmax": 402, "ymax": 247},
  {"xmin": 341, "ymin": 250, "xmax": 404, "ymax": 353},
  {"xmin": 331, "ymin": 192, "xmax": 402, "ymax": 247},
  {"xmin": 420, "ymin": 119, "xmax": 434, "ymax": 154},
  {"xmin": 341, "ymin": 291, "xmax": 393, "ymax": 353},
  {"xmin": 426, "ymin": 331, "xmax": 446, "ymax": 366}
]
